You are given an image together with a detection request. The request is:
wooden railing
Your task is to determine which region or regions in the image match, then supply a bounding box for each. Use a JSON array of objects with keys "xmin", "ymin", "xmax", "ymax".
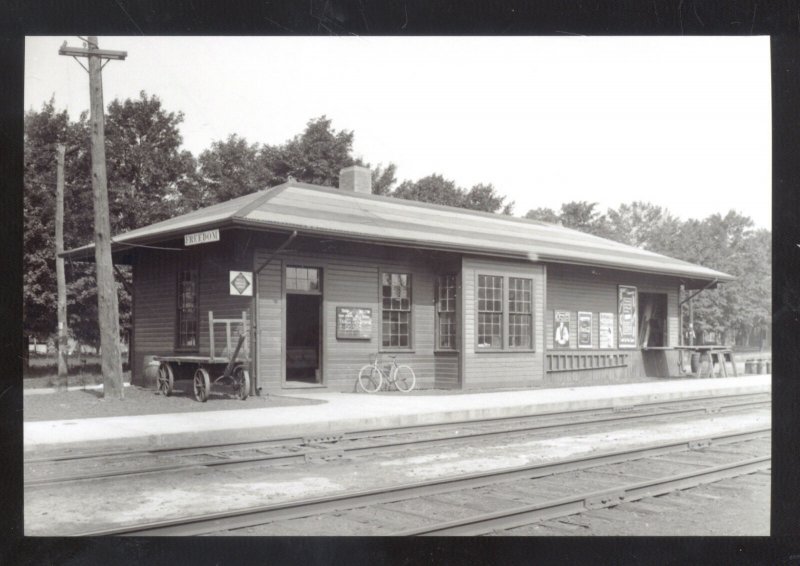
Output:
[{"xmin": 546, "ymin": 352, "xmax": 629, "ymax": 373}]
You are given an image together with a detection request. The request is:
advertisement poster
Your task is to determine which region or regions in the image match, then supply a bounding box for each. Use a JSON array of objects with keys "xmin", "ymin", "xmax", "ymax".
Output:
[
  {"xmin": 577, "ymin": 311, "xmax": 593, "ymax": 348},
  {"xmin": 618, "ymin": 285, "xmax": 638, "ymax": 348},
  {"xmin": 599, "ymin": 312, "xmax": 615, "ymax": 349},
  {"xmin": 553, "ymin": 310, "xmax": 571, "ymax": 349}
]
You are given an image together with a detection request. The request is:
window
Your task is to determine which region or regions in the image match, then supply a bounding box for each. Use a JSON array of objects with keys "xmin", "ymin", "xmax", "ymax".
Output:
[
  {"xmin": 382, "ymin": 272, "xmax": 411, "ymax": 348},
  {"xmin": 477, "ymin": 275, "xmax": 503, "ymax": 348},
  {"xmin": 177, "ymin": 270, "xmax": 198, "ymax": 349},
  {"xmin": 286, "ymin": 266, "xmax": 321, "ymax": 293},
  {"xmin": 508, "ymin": 277, "xmax": 533, "ymax": 348},
  {"xmin": 436, "ymin": 274, "xmax": 457, "ymax": 350}
]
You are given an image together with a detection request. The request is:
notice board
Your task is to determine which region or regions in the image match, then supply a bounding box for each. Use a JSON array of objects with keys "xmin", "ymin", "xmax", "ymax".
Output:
[{"xmin": 336, "ymin": 307, "xmax": 373, "ymax": 340}]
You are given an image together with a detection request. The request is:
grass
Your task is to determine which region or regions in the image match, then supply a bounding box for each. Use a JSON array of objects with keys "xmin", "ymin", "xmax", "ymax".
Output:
[{"xmin": 23, "ymin": 355, "xmax": 131, "ymax": 388}]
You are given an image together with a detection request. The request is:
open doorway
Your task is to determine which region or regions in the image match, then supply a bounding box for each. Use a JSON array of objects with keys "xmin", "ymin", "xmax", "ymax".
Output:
[
  {"xmin": 638, "ymin": 292, "xmax": 668, "ymax": 347},
  {"xmin": 285, "ymin": 266, "xmax": 322, "ymax": 384}
]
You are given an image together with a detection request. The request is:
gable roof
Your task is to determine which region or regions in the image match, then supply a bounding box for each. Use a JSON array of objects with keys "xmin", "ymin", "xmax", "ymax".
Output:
[{"xmin": 62, "ymin": 180, "xmax": 734, "ymax": 283}]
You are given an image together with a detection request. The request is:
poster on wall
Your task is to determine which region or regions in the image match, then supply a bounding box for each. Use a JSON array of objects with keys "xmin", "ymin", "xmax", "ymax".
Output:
[
  {"xmin": 553, "ymin": 310, "xmax": 571, "ymax": 349},
  {"xmin": 599, "ymin": 312, "xmax": 615, "ymax": 349},
  {"xmin": 618, "ymin": 285, "xmax": 638, "ymax": 348},
  {"xmin": 336, "ymin": 307, "xmax": 373, "ymax": 339},
  {"xmin": 577, "ymin": 311, "xmax": 593, "ymax": 348}
]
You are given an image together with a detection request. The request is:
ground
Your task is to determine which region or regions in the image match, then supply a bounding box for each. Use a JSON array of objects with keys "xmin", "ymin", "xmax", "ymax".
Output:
[{"xmin": 23, "ymin": 384, "xmax": 322, "ymax": 421}]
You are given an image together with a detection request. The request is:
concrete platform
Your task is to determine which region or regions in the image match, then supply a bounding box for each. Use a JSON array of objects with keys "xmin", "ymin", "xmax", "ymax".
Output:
[{"xmin": 23, "ymin": 375, "xmax": 771, "ymax": 455}]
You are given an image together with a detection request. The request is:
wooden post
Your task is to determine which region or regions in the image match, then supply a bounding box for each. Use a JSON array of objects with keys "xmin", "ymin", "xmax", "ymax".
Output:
[
  {"xmin": 87, "ymin": 36, "xmax": 124, "ymax": 398},
  {"xmin": 55, "ymin": 143, "xmax": 68, "ymax": 390}
]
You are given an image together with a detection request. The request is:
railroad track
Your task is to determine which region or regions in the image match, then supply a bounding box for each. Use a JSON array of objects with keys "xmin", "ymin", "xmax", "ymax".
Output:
[
  {"xmin": 67, "ymin": 427, "xmax": 770, "ymax": 536},
  {"xmin": 24, "ymin": 392, "xmax": 770, "ymax": 488}
]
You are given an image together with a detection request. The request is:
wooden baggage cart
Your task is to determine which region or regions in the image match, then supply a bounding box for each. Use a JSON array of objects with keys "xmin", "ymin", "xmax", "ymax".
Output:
[{"xmin": 154, "ymin": 311, "xmax": 251, "ymax": 402}]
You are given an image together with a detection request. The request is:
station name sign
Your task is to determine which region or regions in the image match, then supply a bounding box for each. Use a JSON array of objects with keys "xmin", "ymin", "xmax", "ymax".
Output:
[{"xmin": 184, "ymin": 229, "xmax": 220, "ymax": 246}]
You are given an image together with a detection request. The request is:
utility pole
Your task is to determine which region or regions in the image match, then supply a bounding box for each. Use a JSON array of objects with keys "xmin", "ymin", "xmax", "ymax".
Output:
[
  {"xmin": 55, "ymin": 143, "xmax": 68, "ymax": 390},
  {"xmin": 59, "ymin": 37, "xmax": 127, "ymax": 399}
]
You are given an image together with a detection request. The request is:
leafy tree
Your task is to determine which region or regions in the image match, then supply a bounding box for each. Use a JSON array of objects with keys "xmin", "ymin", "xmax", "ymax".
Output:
[
  {"xmin": 463, "ymin": 183, "xmax": 514, "ymax": 215},
  {"xmin": 605, "ymin": 201, "xmax": 683, "ymax": 253},
  {"xmin": 23, "ymin": 100, "xmax": 70, "ymax": 339},
  {"xmin": 392, "ymin": 174, "xmax": 464, "ymax": 208},
  {"xmin": 391, "ymin": 175, "xmax": 513, "ymax": 214},
  {"xmin": 262, "ymin": 115, "xmax": 357, "ymax": 187},
  {"xmin": 198, "ymin": 134, "xmax": 270, "ymax": 205},
  {"xmin": 371, "ymin": 163, "xmax": 398, "ymax": 196},
  {"xmin": 525, "ymin": 207, "xmax": 560, "ymax": 224},
  {"xmin": 105, "ymin": 91, "xmax": 198, "ymax": 231},
  {"xmin": 525, "ymin": 201, "xmax": 611, "ymax": 237}
]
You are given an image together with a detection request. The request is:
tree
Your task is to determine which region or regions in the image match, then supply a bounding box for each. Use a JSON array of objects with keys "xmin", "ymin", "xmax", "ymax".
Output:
[
  {"xmin": 262, "ymin": 115, "xmax": 357, "ymax": 187},
  {"xmin": 392, "ymin": 174, "xmax": 464, "ymax": 207},
  {"xmin": 525, "ymin": 201, "xmax": 612, "ymax": 237},
  {"xmin": 525, "ymin": 207, "xmax": 560, "ymax": 224},
  {"xmin": 605, "ymin": 201, "xmax": 684, "ymax": 253},
  {"xmin": 23, "ymin": 100, "xmax": 70, "ymax": 339},
  {"xmin": 105, "ymin": 91, "xmax": 198, "ymax": 232},
  {"xmin": 198, "ymin": 134, "xmax": 270, "ymax": 205},
  {"xmin": 371, "ymin": 163, "xmax": 398, "ymax": 196},
  {"xmin": 390, "ymin": 175, "xmax": 513, "ymax": 214},
  {"xmin": 463, "ymin": 183, "xmax": 514, "ymax": 215}
]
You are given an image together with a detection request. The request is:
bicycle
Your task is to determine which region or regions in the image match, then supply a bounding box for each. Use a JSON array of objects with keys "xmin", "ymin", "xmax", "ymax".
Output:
[{"xmin": 357, "ymin": 354, "xmax": 416, "ymax": 393}]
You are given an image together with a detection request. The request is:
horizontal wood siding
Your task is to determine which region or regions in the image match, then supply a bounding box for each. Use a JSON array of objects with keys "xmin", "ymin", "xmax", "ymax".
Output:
[
  {"xmin": 254, "ymin": 244, "xmax": 461, "ymax": 391},
  {"xmin": 545, "ymin": 263, "xmax": 681, "ymax": 382},
  {"xmin": 131, "ymin": 234, "xmax": 256, "ymax": 388},
  {"xmin": 255, "ymin": 258, "xmax": 282, "ymax": 390},
  {"xmin": 462, "ymin": 257, "xmax": 545, "ymax": 389},
  {"xmin": 131, "ymin": 249, "xmax": 177, "ymax": 386}
]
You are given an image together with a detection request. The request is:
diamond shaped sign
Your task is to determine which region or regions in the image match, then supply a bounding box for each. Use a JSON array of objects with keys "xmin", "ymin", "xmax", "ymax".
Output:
[{"xmin": 229, "ymin": 271, "xmax": 253, "ymax": 296}]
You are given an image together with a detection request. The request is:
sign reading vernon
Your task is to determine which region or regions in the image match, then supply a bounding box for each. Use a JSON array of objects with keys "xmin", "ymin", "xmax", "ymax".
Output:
[
  {"xmin": 229, "ymin": 271, "xmax": 253, "ymax": 296},
  {"xmin": 184, "ymin": 229, "xmax": 220, "ymax": 247}
]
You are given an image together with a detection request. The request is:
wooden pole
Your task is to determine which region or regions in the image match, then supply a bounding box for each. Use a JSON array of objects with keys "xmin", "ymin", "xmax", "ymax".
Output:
[
  {"xmin": 87, "ymin": 36, "xmax": 124, "ymax": 399},
  {"xmin": 55, "ymin": 143, "xmax": 69, "ymax": 390}
]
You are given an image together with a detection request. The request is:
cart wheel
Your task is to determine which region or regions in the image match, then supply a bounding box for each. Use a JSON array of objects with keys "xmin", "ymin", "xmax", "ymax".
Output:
[
  {"xmin": 157, "ymin": 363, "xmax": 174, "ymax": 397},
  {"xmin": 193, "ymin": 367, "xmax": 210, "ymax": 402},
  {"xmin": 233, "ymin": 366, "xmax": 250, "ymax": 400}
]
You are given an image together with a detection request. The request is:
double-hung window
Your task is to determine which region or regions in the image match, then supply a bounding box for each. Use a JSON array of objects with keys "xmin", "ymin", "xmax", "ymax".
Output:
[
  {"xmin": 508, "ymin": 277, "xmax": 533, "ymax": 348},
  {"xmin": 436, "ymin": 274, "xmax": 457, "ymax": 350},
  {"xmin": 477, "ymin": 274, "xmax": 535, "ymax": 351},
  {"xmin": 177, "ymin": 269, "xmax": 198, "ymax": 349},
  {"xmin": 382, "ymin": 272, "xmax": 411, "ymax": 348},
  {"xmin": 477, "ymin": 275, "xmax": 503, "ymax": 349}
]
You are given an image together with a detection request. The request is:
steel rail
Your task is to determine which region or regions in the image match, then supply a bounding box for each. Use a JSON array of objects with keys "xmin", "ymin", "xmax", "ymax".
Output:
[
  {"xmin": 25, "ymin": 397, "xmax": 770, "ymax": 487},
  {"xmin": 25, "ymin": 391, "xmax": 769, "ymax": 464},
  {"xmin": 66, "ymin": 427, "xmax": 769, "ymax": 536},
  {"xmin": 394, "ymin": 455, "xmax": 771, "ymax": 536}
]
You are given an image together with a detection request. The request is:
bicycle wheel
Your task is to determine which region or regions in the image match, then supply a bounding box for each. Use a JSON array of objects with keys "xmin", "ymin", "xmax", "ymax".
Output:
[
  {"xmin": 357, "ymin": 365, "xmax": 383, "ymax": 393},
  {"xmin": 393, "ymin": 365, "xmax": 416, "ymax": 392}
]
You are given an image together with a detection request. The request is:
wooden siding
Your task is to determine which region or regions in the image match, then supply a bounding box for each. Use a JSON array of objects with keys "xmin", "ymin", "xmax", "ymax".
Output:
[
  {"xmin": 254, "ymin": 243, "xmax": 462, "ymax": 392},
  {"xmin": 544, "ymin": 263, "xmax": 682, "ymax": 383},
  {"xmin": 131, "ymin": 234, "xmax": 255, "ymax": 387},
  {"xmin": 461, "ymin": 257, "xmax": 545, "ymax": 389}
]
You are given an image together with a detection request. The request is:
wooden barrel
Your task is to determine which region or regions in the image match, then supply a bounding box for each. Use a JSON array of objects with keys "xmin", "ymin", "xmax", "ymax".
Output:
[{"xmin": 690, "ymin": 352, "xmax": 701, "ymax": 374}]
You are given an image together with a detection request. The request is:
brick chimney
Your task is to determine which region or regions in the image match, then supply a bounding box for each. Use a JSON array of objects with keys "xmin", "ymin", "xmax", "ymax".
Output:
[{"xmin": 338, "ymin": 165, "xmax": 372, "ymax": 194}]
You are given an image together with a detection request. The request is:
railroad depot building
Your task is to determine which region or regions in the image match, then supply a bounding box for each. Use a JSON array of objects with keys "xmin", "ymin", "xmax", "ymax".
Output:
[{"xmin": 63, "ymin": 166, "xmax": 733, "ymax": 394}]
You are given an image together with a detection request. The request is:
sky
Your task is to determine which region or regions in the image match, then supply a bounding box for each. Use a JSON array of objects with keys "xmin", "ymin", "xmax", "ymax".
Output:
[{"xmin": 24, "ymin": 36, "xmax": 772, "ymax": 229}]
